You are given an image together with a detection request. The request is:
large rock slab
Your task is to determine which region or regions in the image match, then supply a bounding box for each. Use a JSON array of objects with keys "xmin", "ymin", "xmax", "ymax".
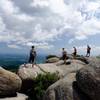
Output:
[
  {"xmin": 55, "ymin": 60, "xmax": 86, "ymax": 76},
  {"xmin": 18, "ymin": 64, "xmax": 43, "ymax": 80},
  {"xmin": 43, "ymin": 73, "xmax": 76, "ymax": 100},
  {"xmin": 76, "ymin": 65, "xmax": 100, "ymax": 100},
  {"xmin": 18, "ymin": 59, "xmax": 87, "ymax": 80},
  {"xmin": 18, "ymin": 63, "xmax": 63, "ymax": 80},
  {"xmin": 87, "ymin": 57, "xmax": 100, "ymax": 68},
  {"xmin": 43, "ymin": 73, "xmax": 90, "ymax": 100},
  {"xmin": 0, "ymin": 67, "xmax": 22, "ymax": 97},
  {"xmin": 17, "ymin": 59, "xmax": 88, "ymax": 100}
]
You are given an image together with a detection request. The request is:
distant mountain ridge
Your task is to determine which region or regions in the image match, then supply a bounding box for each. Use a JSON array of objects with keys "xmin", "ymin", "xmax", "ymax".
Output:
[{"xmin": 0, "ymin": 54, "xmax": 46, "ymax": 70}]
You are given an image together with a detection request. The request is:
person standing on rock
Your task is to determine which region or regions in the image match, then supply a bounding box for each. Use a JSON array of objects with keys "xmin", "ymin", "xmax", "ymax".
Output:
[
  {"xmin": 62, "ymin": 48, "xmax": 67, "ymax": 64},
  {"xmin": 86, "ymin": 45, "xmax": 91, "ymax": 57},
  {"xmin": 73, "ymin": 47, "xmax": 77, "ymax": 58},
  {"xmin": 29, "ymin": 46, "xmax": 37, "ymax": 67}
]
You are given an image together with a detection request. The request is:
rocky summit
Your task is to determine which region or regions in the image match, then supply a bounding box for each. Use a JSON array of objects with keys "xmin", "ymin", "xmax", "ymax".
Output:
[
  {"xmin": 76, "ymin": 62, "xmax": 100, "ymax": 100},
  {"xmin": 0, "ymin": 56, "xmax": 100, "ymax": 100},
  {"xmin": 43, "ymin": 57, "xmax": 100, "ymax": 100}
]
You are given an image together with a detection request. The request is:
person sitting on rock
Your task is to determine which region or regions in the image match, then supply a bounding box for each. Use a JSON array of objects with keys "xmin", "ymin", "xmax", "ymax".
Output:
[
  {"xmin": 29, "ymin": 46, "xmax": 37, "ymax": 67},
  {"xmin": 72, "ymin": 47, "xmax": 77, "ymax": 58},
  {"xmin": 86, "ymin": 45, "xmax": 91, "ymax": 57},
  {"xmin": 62, "ymin": 48, "xmax": 67, "ymax": 64}
]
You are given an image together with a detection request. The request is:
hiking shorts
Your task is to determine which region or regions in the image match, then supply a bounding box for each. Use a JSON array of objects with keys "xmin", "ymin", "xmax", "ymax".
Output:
[
  {"xmin": 29, "ymin": 55, "xmax": 35, "ymax": 63},
  {"xmin": 62, "ymin": 54, "xmax": 67, "ymax": 60}
]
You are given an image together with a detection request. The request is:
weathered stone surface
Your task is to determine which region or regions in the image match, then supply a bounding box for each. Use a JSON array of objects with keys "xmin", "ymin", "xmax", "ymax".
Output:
[
  {"xmin": 87, "ymin": 57, "xmax": 100, "ymax": 68},
  {"xmin": 55, "ymin": 60, "xmax": 86, "ymax": 76},
  {"xmin": 0, "ymin": 67, "xmax": 22, "ymax": 97},
  {"xmin": 18, "ymin": 63, "xmax": 63, "ymax": 80},
  {"xmin": 17, "ymin": 59, "xmax": 88, "ymax": 100},
  {"xmin": 76, "ymin": 65, "xmax": 100, "ymax": 100},
  {"xmin": 18, "ymin": 59, "xmax": 87, "ymax": 80},
  {"xmin": 43, "ymin": 73, "xmax": 90, "ymax": 100},
  {"xmin": 0, "ymin": 93, "xmax": 28, "ymax": 100},
  {"xmin": 18, "ymin": 59, "xmax": 86, "ymax": 80}
]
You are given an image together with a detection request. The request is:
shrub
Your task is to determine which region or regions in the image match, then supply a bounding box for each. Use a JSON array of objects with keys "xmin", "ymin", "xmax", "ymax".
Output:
[{"xmin": 28, "ymin": 72, "xmax": 59, "ymax": 100}]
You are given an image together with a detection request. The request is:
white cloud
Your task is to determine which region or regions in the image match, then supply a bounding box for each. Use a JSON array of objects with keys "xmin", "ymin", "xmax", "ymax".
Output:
[
  {"xmin": 31, "ymin": 0, "xmax": 49, "ymax": 7},
  {"xmin": 0, "ymin": 0, "xmax": 100, "ymax": 50},
  {"xmin": 0, "ymin": 0, "xmax": 34, "ymax": 22},
  {"xmin": 68, "ymin": 38, "xmax": 75, "ymax": 44},
  {"xmin": 8, "ymin": 44, "xmax": 21, "ymax": 49},
  {"xmin": 74, "ymin": 18, "xmax": 100, "ymax": 40},
  {"xmin": 0, "ymin": 17, "xmax": 6, "ymax": 33},
  {"xmin": 85, "ymin": 1, "xmax": 100, "ymax": 11},
  {"xmin": 0, "ymin": 0, "xmax": 19, "ymax": 14},
  {"xmin": 26, "ymin": 42, "xmax": 54, "ymax": 50}
]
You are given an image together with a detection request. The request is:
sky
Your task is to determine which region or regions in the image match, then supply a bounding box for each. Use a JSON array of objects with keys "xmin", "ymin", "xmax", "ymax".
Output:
[{"xmin": 0, "ymin": 0, "xmax": 100, "ymax": 55}]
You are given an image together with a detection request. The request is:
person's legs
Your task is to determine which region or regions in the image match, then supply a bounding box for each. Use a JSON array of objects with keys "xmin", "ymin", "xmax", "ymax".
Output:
[
  {"xmin": 63, "ymin": 55, "xmax": 66, "ymax": 64},
  {"xmin": 28, "ymin": 56, "xmax": 31, "ymax": 63},
  {"xmin": 88, "ymin": 52, "xmax": 90, "ymax": 57},
  {"xmin": 73, "ymin": 52, "xmax": 76, "ymax": 59},
  {"xmin": 86, "ymin": 52, "xmax": 90, "ymax": 57},
  {"xmin": 86, "ymin": 52, "xmax": 88, "ymax": 57},
  {"xmin": 32, "ymin": 56, "xmax": 35, "ymax": 67},
  {"xmin": 64, "ymin": 58, "xmax": 66, "ymax": 64}
]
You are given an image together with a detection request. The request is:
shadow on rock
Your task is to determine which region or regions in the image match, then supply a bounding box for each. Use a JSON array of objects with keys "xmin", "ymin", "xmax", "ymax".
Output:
[{"xmin": 72, "ymin": 81, "xmax": 91, "ymax": 100}]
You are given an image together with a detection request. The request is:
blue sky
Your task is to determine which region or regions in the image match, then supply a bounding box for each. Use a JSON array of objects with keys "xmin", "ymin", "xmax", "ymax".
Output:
[{"xmin": 0, "ymin": 0, "xmax": 100, "ymax": 55}]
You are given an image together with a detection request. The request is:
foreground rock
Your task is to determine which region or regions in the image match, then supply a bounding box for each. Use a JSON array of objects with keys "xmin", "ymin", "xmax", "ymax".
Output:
[
  {"xmin": 18, "ymin": 59, "xmax": 87, "ymax": 95},
  {"xmin": 43, "ymin": 73, "xmax": 90, "ymax": 100},
  {"xmin": 76, "ymin": 65, "xmax": 100, "ymax": 100},
  {"xmin": 17, "ymin": 57, "xmax": 100, "ymax": 100},
  {"xmin": 18, "ymin": 63, "xmax": 63, "ymax": 80},
  {"xmin": 18, "ymin": 63, "xmax": 63, "ymax": 93},
  {"xmin": 44, "ymin": 57, "xmax": 100, "ymax": 100},
  {"xmin": 0, "ymin": 93, "xmax": 28, "ymax": 100},
  {"xmin": 0, "ymin": 67, "xmax": 22, "ymax": 97}
]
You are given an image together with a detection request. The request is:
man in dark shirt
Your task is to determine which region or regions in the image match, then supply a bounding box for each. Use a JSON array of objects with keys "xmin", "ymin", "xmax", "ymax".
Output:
[
  {"xmin": 86, "ymin": 45, "xmax": 91, "ymax": 57},
  {"xmin": 73, "ymin": 47, "xmax": 77, "ymax": 58},
  {"xmin": 29, "ymin": 46, "xmax": 37, "ymax": 67},
  {"xmin": 62, "ymin": 48, "xmax": 67, "ymax": 64}
]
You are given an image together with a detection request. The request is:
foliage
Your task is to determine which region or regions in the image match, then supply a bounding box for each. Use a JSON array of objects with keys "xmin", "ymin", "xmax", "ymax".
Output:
[{"xmin": 28, "ymin": 72, "xmax": 59, "ymax": 100}]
